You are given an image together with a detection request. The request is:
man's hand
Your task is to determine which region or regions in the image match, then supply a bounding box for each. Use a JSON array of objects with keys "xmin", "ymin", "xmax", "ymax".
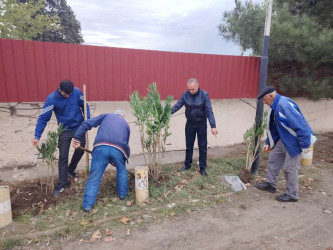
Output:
[
  {"xmin": 302, "ymin": 148, "xmax": 311, "ymax": 154},
  {"xmin": 211, "ymin": 128, "xmax": 218, "ymax": 137},
  {"xmin": 72, "ymin": 139, "xmax": 81, "ymax": 149},
  {"xmin": 31, "ymin": 138, "xmax": 39, "ymax": 147},
  {"xmin": 262, "ymin": 144, "xmax": 271, "ymax": 152}
]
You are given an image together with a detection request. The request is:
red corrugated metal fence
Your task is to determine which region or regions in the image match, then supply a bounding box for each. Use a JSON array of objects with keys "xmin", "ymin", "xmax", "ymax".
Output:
[{"xmin": 0, "ymin": 38, "xmax": 260, "ymax": 102}]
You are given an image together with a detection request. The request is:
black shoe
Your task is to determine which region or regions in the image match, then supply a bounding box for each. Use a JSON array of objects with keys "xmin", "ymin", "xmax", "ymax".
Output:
[
  {"xmin": 69, "ymin": 171, "xmax": 79, "ymax": 182},
  {"xmin": 276, "ymin": 193, "xmax": 298, "ymax": 202},
  {"xmin": 82, "ymin": 207, "xmax": 91, "ymax": 213},
  {"xmin": 179, "ymin": 166, "xmax": 191, "ymax": 171},
  {"xmin": 255, "ymin": 182, "xmax": 276, "ymax": 193},
  {"xmin": 53, "ymin": 186, "xmax": 66, "ymax": 197},
  {"xmin": 199, "ymin": 168, "xmax": 207, "ymax": 176}
]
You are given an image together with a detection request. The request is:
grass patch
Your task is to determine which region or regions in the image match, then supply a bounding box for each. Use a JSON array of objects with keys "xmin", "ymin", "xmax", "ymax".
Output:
[
  {"xmin": 0, "ymin": 155, "xmax": 246, "ymax": 248},
  {"xmin": 0, "ymin": 238, "xmax": 21, "ymax": 249}
]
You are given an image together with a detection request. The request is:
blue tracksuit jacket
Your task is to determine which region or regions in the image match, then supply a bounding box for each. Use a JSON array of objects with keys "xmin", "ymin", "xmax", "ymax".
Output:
[
  {"xmin": 34, "ymin": 87, "xmax": 90, "ymax": 139},
  {"xmin": 74, "ymin": 113, "xmax": 130, "ymax": 159},
  {"xmin": 266, "ymin": 94, "xmax": 316, "ymax": 157}
]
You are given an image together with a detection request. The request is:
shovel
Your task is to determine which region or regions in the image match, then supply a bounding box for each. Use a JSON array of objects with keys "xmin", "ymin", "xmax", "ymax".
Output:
[{"xmin": 78, "ymin": 146, "xmax": 92, "ymax": 154}]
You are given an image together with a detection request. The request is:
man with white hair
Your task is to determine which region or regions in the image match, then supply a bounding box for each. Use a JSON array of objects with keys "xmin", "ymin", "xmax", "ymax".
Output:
[
  {"xmin": 72, "ymin": 110, "xmax": 130, "ymax": 212},
  {"xmin": 256, "ymin": 86, "xmax": 316, "ymax": 202},
  {"xmin": 171, "ymin": 78, "xmax": 218, "ymax": 176}
]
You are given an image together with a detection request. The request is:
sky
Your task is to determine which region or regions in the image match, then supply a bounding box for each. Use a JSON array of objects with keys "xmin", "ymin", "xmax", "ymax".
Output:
[{"xmin": 66, "ymin": 0, "xmax": 262, "ymax": 56}]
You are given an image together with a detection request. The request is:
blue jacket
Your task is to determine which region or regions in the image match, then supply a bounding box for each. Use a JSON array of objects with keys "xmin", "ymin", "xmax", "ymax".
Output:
[
  {"xmin": 171, "ymin": 88, "xmax": 216, "ymax": 128},
  {"xmin": 266, "ymin": 94, "xmax": 316, "ymax": 157},
  {"xmin": 34, "ymin": 87, "xmax": 90, "ymax": 139},
  {"xmin": 74, "ymin": 113, "xmax": 130, "ymax": 159}
]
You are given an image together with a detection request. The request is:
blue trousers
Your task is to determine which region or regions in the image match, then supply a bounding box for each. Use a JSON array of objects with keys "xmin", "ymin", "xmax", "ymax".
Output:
[
  {"xmin": 82, "ymin": 145, "xmax": 128, "ymax": 210},
  {"xmin": 185, "ymin": 121, "xmax": 207, "ymax": 169}
]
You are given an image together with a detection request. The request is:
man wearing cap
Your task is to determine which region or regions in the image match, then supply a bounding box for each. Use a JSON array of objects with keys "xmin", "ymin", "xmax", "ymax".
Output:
[
  {"xmin": 256, "ymin": 86, "xmax": 316, "ymax": 202},
  {"xmin": 32, "ymin": 80, "xmax": 90, "ymax": 197},
  {"xmin": 72, "ymin": 111, "xmax": 130, "ymax": 212},
  {"xmin": 171, "ymin": 78, "xmax": 218, "ymax": 176}
]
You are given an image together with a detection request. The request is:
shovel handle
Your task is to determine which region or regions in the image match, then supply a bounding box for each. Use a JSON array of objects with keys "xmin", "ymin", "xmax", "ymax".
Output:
[{"xmin": 78, "ymin": 146, "xmax": 92, "ymax": 154}]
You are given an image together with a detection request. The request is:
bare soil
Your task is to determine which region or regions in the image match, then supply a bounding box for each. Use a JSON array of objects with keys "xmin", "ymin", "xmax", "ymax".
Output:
[
  {"xmin": 62, "ymin": 133, "xmax": 333, "ymax": 250},
  {"xmin": 3, "ymin": 133, "xmax": 333, "ymax": 249}
]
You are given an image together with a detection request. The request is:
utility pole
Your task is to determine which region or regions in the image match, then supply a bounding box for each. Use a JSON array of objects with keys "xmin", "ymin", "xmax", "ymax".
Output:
[{"xmin": 251, "ymin": 0, "xmax": 273, "ymax": 174}]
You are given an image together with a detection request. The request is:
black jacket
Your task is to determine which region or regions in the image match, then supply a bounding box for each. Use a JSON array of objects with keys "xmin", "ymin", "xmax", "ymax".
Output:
[{"xmin": 171, "ymin": 88, "xmax": 216, "ymax": 128}]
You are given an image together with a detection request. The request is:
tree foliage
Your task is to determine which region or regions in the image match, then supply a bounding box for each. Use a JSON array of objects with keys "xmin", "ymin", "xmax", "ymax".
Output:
[
  {"xmin": 219, "ymin": 0, "xmax": 333, "ymax": 99},
  {"xmin": 32, "ymin": 0, "xmax": 84, "ymax": 43},
  {"xmin": 0, "ymin": 0, "xmax": 60, "ymax": 40},
  {"xmin": 16, "ymin": 0, "xmax": 84, "ymax": 43},
  {"xmin": 130, "ymin": 83, "xmax": 173, "ymax": 181}
]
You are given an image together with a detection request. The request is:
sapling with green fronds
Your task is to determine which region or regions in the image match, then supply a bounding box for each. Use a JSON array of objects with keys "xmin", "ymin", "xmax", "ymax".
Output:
[
  {"xmin": 243, "ymin": 111, "xmax": 268, "ymax": 171},
  {"xmin": 130, "ymin": 83, "xmax": 173, "ymax": 181},
  {"xmin": 36, "ymin": 124, "xmax": 65, "ymax": 194}
]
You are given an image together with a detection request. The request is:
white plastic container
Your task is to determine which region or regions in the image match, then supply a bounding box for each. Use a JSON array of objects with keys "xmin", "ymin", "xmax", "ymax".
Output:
[
  {"xmin": 301, "ymin": 144, "xmax": 314, "ymax": 166},
  {"xmin": 0, "ymin": 186, "xmax": 12, "ymax": 228}
]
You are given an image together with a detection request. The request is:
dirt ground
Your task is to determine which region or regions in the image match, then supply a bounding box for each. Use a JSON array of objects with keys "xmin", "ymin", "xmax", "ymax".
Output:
[
  {"xmin": 3, "ymin": 133, "xmax": 333, "ymax": 249},
  {"xmin": 60, "ymin": 133, "xmax": 332, "ymax": 250}
]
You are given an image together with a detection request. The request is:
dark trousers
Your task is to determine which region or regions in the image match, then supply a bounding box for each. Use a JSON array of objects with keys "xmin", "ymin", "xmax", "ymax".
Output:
[
  {"xmin": 185, "ymin": 121, "xmax": 207, "ymax": 169},
  {"xmin": 58, "ymin": 130, "xmax": 85, "ymax": 188}
]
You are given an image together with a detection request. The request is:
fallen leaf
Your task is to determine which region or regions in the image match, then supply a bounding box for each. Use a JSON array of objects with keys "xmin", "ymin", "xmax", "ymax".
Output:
[
  {"xmin": 65, "ymin": 209, "xmax": 71, "ymax": 217},
  {"xmin": 167, "ymin": 203, "xmax": 175, "ymax": 208},
  {"xmin": 105, "ymin": 228, "xmax": 112, "ymax": 236},
  {"xmin": 174, "ymin": 185, "xmax": 184, "ymax": 191},
  {"xmin": 104, "ymin": 237, "xmax": 113, "ymax": 242},
  {"xmin": 112, "ymin": 197, "xmax": 119, "ymax": 203},
  {"xmin": 38, "ymin": 203, "xmax": 44, "ymax": 214},
  {"xmin": 126, "ymin": 201, "xmax": 132, "ymax": 206},
  {"xmin": 170, "ymin": 212, "xmax": 175, "ymax": 216},
  {"xmin": 90, "ymin": 230, "xmax": 101, "ymax": 242},
  {"xmin": 186, "ymin": 209, "xmax": 191, "ymax": 214},
  {"xmin": 120, "ymin": 216, "xmax": 130, "ymax": 224},
  {"xmin": 323, "ymin": 209, "xmax": 332, "ymax": 215},
  {"xmin": 90, "ymin": 208, "xmax": 99, "ymax": 215},
  {"xmin": 171, "ymin": 171, "xmax": 181, "ymax": 177},
  {"xmin": 163, "ymin": 190, "xmax": 171, "ymax": 197},
  {"xmin": 320, "ymin": 190, "xmax": 327, "ymax": 196},
  {"xmin": 180, "ymin": 179, "xmax": 187, "ymax": 185},
  {"xmin": 80, "ymin": 219, "xmax": 90, "ymax": 227},
  {"xmin": 126, "ymin": 229, "xmax": 130, "ymax": 236}
]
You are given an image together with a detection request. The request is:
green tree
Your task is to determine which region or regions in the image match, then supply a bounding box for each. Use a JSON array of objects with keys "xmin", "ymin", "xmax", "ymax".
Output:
[
  {"xmin": 218, "ymin": 0, "xmax": 333, "ymax": 99},
  {"xmin": 33, "ymin": 0, "xmax": 84, "ymax": 43},
  {"xmin": 0, "ymin": 0, "xmax": 60, "ymax": 40}
]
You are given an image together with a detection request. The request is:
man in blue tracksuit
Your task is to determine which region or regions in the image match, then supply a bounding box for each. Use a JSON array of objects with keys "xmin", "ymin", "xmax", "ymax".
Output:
[
  {"xmin": 171, "ymin": 78, "xmax": 218, "ymax": 176},
  {"xmin": 31, "ymin": 80, "xmax": 90, "ymax": 197},
  {"xmin": 256, "ymin": 86, "xmax": 316, "ymax": 202},
  {"xmin": 72, "ymin": 111, "xmax": 130, "ymax": 212}
]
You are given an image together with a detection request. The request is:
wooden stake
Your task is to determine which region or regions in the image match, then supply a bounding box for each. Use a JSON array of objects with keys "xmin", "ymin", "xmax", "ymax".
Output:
[{"xmin": 83, "ymin": 84, "xmax": 90, "ymax": 175}]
